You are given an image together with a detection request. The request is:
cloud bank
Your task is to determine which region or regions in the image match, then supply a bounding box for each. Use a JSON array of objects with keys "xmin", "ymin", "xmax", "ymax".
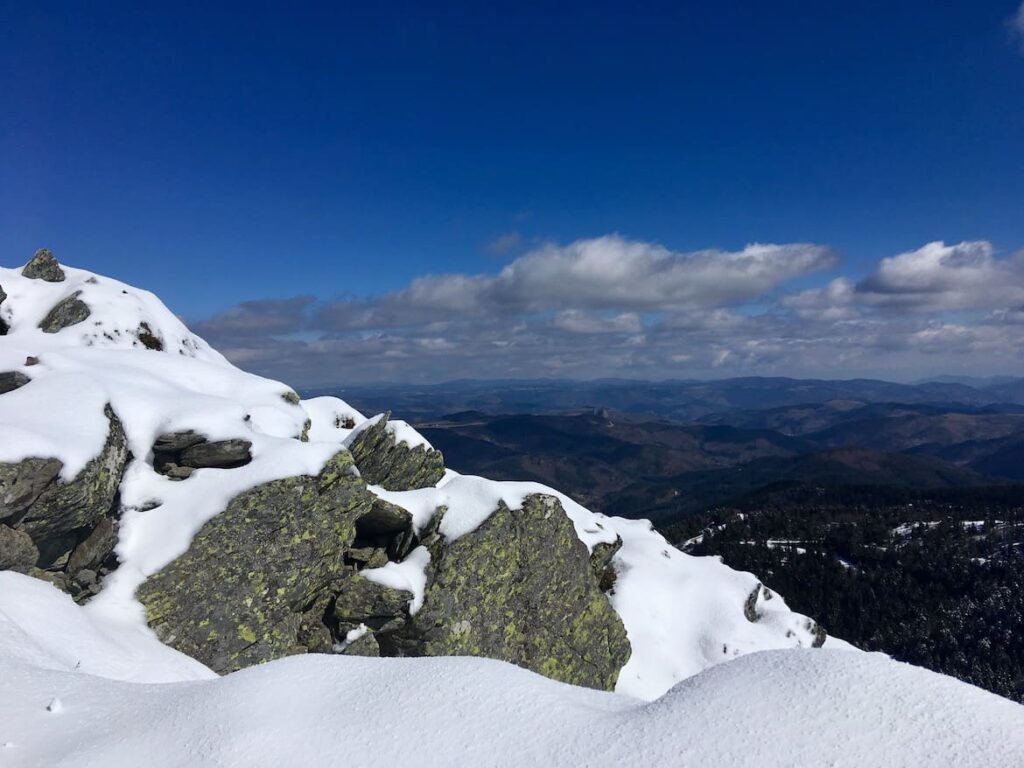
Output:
[{"xmin": 192, "ymin": 236, "xmax": 1024, "ymax": 386}]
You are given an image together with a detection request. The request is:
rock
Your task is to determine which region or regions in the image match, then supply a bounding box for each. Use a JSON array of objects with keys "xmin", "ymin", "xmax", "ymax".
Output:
[
  {"xmin": 340, "ymin": 631, "xmax": 380, "ymax": 657},
  {"xmin": 0, "ymin": 284, "xmax": 7, "ymax": 335},
  {"xmin": 179, "ymin": 439, "xmax": 252, "ymax": 469},
  {"xmin": 66, "ymin": 516, "xmax": 117, "ymax": 574},
  {"xmin": 137, "ymin": 450, "xmax": 376, "ymax": 674},
  {"xmin": 0, "ymin": 524, "xmax": 39, "ymax": 572},
  {"xmin": 0, "ymin": 458, "xmax": 63, "ymax": 525},
  {"xmin": 21, "ymin": 248, "xmax": 65, "ymax": 282},
  {"xmin": 348, "ymin": 413, "xmax": 445, "ymax": 491},
  {"xmin": 386, "ymin": 494, "xmax": 630, "ymax": 692},
  {"xmin": 16, "ymin": 407, "xmax": 127, "ymax": 543},
  {"xmin": 38, "ymin": 292, "xmax": 91, "ymax": 333},
  {"xmin": 135, "ymin": 322, "xmax": 163, "ymax": 350},
  {"xmin": 153, "ymin": 430, "xmax": 206, "ymax": 453},
  {"xmin": 0, "ymin": 371, "xmax": 30, "ymax": 394},
  {"xmin": 163, "ymin": 465, "xmax": 195, "ymax": 481},
  {"xmin": 329, "ymin": 573, "xmax": 411, "ymax": 633},
  {"xmin": 345, "ymin": 546, "xmax": 389, "ymax": 568},
  {"xmin": 589, "ymin": 536, "xmax": 622, "ymax": 593}
]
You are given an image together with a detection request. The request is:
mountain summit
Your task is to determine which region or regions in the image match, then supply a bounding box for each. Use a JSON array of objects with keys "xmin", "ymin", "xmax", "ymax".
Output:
[{"xmin": 2, "ymin": 251, "xmax": 1023, "ymax": 766}]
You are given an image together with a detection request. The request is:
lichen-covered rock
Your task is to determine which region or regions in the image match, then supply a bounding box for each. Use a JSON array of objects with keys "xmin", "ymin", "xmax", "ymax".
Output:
[
  {"xmin": 386, "ymin": 494, "xmax": 630, "ymax": 691},
  {"xmin": 16, "ymin": 407, "xmax": 127, "ymax": 546},
  {"xmin": 0, "ymin": 371, "xmax": 29, "ymax": 394},
  {"xmin": 21, "ymin": 248, "xmax": 65, "ymax": 282},
  {"xmin": 38, "ymin": 291, "xmax": 91, "ymax": 333},
  {"xmin": 0, "ymin": 524, "xmax": 38, "ymax": 572},
  {"xmin": 341, "ymin": 631, "xmax": 381, "ymax": 657},
  {"xmin": 137, "ymin": 450, "xmax": 377, "ymax": 674},
  {"xmin": 349, "ymin": 412, "xmax": 445, "ymax": 491}
]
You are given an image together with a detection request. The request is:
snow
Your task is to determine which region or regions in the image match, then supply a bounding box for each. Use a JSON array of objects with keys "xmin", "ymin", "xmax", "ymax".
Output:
[
  {"xmin": 301, "ymin": 395, "xmax": 365, "ymax": 443},
  {"xmin": 332, "ymin": 623, "xmax": 369, "ymax": 652},
  {"xmin": 361, "ymin": 546, "xmax": 431, "ymax": 614},
  {"xmin": 1, "ymin": 574, "xmax": 1023, "ymax": 767}
]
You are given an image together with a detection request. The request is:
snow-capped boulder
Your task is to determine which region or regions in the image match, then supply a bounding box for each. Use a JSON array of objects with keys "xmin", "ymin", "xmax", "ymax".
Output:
[
  {"xmin": 347, "ymin": 411, "xmax": 446, "ymax": 490},
  {"xmin": 38, "ymin": 291, "xmax": 91, "ymax": 333},
  {"xmin": 0, "ymin": 406, "xmax": 127, "ymax": 598},
  {"xmin": 0, "ymin": 370, "xmax": 29, "ymax": 393}
]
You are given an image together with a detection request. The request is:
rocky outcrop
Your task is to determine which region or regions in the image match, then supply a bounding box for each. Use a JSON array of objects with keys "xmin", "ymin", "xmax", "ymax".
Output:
[
  {"xmin": 0, "ymin": 525, "xmax": 38, "ymax": 572},
  {"xmin": 0, "ymin": 406, "xmax": 128, "ymax": 599},
  {"xmin": 137, "ymin": 450, "xmax": 384, "ymax": 674},
  {"xmin": 349, "ymin": 413, "xmax": 445, "ymax": 491},
  {"xmin": 384, "ymin": 494, "xmax": 630, "ymax": 691},
  {"xmin": 39, "ymin": 292, "xmax": 91, "ymax": 333},
  {"xmin": 21, "ymin": 248, "xmax": 65, "ymax": 282}
]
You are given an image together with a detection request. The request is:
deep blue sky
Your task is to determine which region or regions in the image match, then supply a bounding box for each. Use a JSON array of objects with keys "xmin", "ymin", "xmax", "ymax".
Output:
[{"xmin": 2, "ymin": 2, "xmax": 1024, "ymax": 384}]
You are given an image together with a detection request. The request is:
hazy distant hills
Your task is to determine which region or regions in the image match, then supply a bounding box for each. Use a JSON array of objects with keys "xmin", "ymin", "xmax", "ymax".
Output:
[
  {"xmin": 321, "ymin": 375, "xmax": 1024, "ymax": 423},
  {"xmin": 326, "ymin": 376, "xmax": 1024, "ymax": 522}
]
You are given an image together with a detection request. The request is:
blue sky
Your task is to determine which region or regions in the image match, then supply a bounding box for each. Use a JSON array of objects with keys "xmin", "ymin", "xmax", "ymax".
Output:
[{"xmin": 2, "ymin": 2, "xmax": 1023, "ymax": 384}]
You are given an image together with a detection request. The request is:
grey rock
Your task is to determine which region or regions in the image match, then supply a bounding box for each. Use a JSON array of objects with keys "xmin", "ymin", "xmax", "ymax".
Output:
[
  {"xmin": 179, "ymin": 439, "xmax": 252, "ymax": 469},
  {"xmin": 39, "ymin": 292, "xmax": 91, "ymax": 333},
  {"xmin": 21, "ymin": 248, "xmax": 65, "ymax": 282},
  {"xmin": 348, "ymin": 412, "xmax": 445, "ymax": 491},
  {"xmin": 153, "ymin": 430, "xmax": 205, "ymax": 453},
  {"xmin": 340, "ymin": 631, "xmax": 380, "ymax": 657},
  {"xmin": 0, "ymin": 458, "xmax": 63, "ymax": 525},
  {"xmin": 67, "ymin": 516, "xmax": 117, "ymax": 574},
  {"xmin": 0, "ymin": 371, "xmax": 30, "ymax": 394},
  {"xmin": 329, "ymin": 573, "xmax": 411, "ymax": 633},
  {"xmin": 0, "ymin": 524, "xmax": 39, "ymax": 572}
]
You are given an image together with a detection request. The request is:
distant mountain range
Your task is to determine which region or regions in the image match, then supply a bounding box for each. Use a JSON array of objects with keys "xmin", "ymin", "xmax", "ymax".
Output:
[{"xmin": 314, "ymin": 375, "xmax": 1024, "ymax": 423}]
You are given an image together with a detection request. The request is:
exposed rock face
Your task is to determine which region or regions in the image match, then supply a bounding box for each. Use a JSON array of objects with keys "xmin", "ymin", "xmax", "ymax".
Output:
[
  {"xmin": 137, "ymin": 450, "xmax": 384, "ymax": 674},
  {"xmin": 386, "ymin": 494, "xmax": 630, "ymax": 691},
  {"xmin": 0, "ymin": 371, "xmax": 30, "ymax": 394},
  {"xmin": 0, "ymin": 407, "xmax": 127, "ymax": 600},
  {"xmin": 39, "ymin": 292, "xmax": 91, "ymax": 333},
  {"xmin": 349, "ymin": 413, "xmax": 445, "ymax": 490},
  {"xmin": 21, "ymin": 248, "xmax": 65, "ymax": 282},
  {"xmin": 0, "ymin": 283, "xmax": 7, "ymax": 335}
]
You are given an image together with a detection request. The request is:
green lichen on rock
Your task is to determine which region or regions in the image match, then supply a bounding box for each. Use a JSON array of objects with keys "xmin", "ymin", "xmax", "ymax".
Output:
[
  {"xmin": 21, "ymin": 248, "xmax": 65, "ymax": 282},
  {"xmin": 388, "ymin": 494, "xmax": 630, "ymax": 691},
  {"xmin": 137, "ymin": 449, "xmax": 379, "ymax": 674},
  {"xmin": 39, "ymin": 291, "xmax": 91, "ymax": 333},
  {"xmin": 280, "ymin": 390, "xmax": 301, "ymax": 406},
  {"xmin": 349, "ymin": 412, "xmax": 445, "ymax": 491}
]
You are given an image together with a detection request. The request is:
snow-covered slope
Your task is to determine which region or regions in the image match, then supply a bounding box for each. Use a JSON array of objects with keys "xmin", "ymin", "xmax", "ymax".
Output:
[
  {"xmin": 2, "ymin": 572, "xmax": 1023, "ymax": 767},
  {"xmin": 1, "ymin": 252, "xmax": 827, "ymax": 699}
]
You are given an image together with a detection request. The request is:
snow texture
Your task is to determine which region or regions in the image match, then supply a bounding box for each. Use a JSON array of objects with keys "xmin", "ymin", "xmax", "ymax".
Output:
[{"xmin": 1, "ymin": 571, "xmax": 1023, "ymax": 767}]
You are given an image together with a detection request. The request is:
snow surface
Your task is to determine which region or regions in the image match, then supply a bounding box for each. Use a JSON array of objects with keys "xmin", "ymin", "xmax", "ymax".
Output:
[{"xmin": 2, "ymin": 572, "xmax": 1023, "ymax": 767}]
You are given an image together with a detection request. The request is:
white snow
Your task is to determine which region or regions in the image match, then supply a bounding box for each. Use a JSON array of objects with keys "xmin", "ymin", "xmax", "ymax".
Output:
[
  {"xmin": 1, "ymin": 573, "xmax": 1022, "ymax": 767},
  {"xmin": 301, "ymin": 395, "xmax": 365, "ymax": 443}
]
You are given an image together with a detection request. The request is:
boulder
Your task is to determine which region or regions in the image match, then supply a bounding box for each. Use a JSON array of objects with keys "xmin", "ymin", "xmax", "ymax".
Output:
[
  {"xmin": 340, "ymin": 631, "xmax": 381, "ymax": 657},
  {"xmin": 137, "ymin": 450, "xmax": 377, "ymax": 674},
  {"xmin": 348, "ymin": 413, "xmax": 445, "ymax": 491},
  {"xmin": 153, "ymin": 430, "xmax": 205, "ymax": 453},
  {"xmin": 21, "ymin": 248, "xmax": 65, "ymax": 282},
  {"xmin": 384, "ymin": 494, "xmax": 630, "ymax": 692},
  {"xmin": 39, "ymin": 292, "xmax": 91, "ymax": 333},
  {"xmin": 0, "ymin": 524, "xmax": 39, "ymax": 572},
  {"xmin": 0, "ymin": 458, "xmax": 63, "ymax": 526},
  {"xmin": 0, "ymin": 371, "xmax": 28, "ymax": 394},
  {"xmin": 329, "ymin": 573, "xmax": 411, "ymax": 633}
]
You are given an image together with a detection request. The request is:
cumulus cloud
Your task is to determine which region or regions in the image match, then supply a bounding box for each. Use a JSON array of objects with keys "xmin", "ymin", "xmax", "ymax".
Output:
[{"xmin": 187, "ymin": 236, "xmax": 1024, "ymax": 386}]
